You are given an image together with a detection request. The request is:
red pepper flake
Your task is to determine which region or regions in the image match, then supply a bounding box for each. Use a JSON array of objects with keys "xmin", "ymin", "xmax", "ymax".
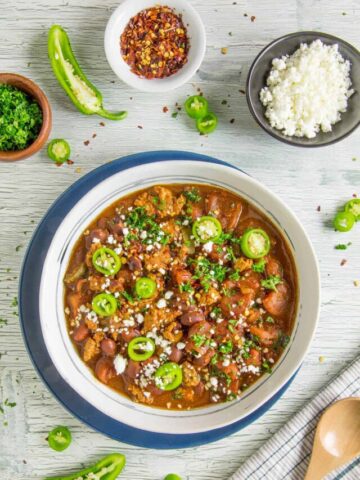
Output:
[
  {"xmin": 92, "ymin": 133, "xmax": 97, "ymax": 139},
  {"xmin": 99, "ymin": 122, "xmax": 105, "ymax": 127},
  {"xmin": 251, "ymin": 15, "xmax": 256, "ymax": 22},
  {"xmin": 120, "ymin": 6, "xmax": 189, "ymax": 79},
  {"xmin": 163, "ymin": 106, "xmax": 169, "ymax": 113},
  {"xmin": 316, "ymin": 205, "xmax": 321, "ymax": 212},
  {"xmin": 137, "ymin": 125, "xmax": 143, "ymax": 129},
  {"xmin": 244, "ymin": 13, "xmax": 248, "ymax": 17},
  {"xmin": 239, "ymin": 89, "xmax": 246, "ymax": 94},
  {"xmin": 84, "ymin": 140, "xmax": 90, "ymax": 146},
  {"xmin": 340, "ymin": 259, "xmax": 347, "ymax": 266},
  {"xmin": 66, "ymin": 159, "xmax": 74, "ymax": 165},
  {"xmin": 353, "ymin": 193, "xmax": 358, "ymax": 198},
  {"xmin": 230, "ymin": 118, "xmax": 235, "ymax": 124}
]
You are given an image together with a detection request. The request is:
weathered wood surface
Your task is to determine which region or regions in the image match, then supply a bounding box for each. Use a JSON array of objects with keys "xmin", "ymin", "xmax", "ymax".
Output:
[{"xmin": 0, "ymin": 0, "xmax": 359, "ymax": 478}]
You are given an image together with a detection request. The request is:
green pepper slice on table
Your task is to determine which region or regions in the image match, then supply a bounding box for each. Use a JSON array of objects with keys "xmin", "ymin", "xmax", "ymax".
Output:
[
  {"xmin": 44, "ymin": 453, "xmax": 126, "ymax": 480},
  {"xmin": 241, "ymin": 228, "xmax": 271, "ymax": 259},
  {"xmin": 48, "ymin": 25, "xmax": 127, "ymax": 121},
  {"xmin": 164, "ymin": 475, "xmax": 182, "ymax": 480},
  {"xmin": 135, "ymin": 277, "xmax": 157, "ymax": 298},
  {"xmin": 92, "ymin": 293, "xmax": 118, "ymax": 317},
  {"xmin": 192, "ymin": 215, "xmax": 222, "ymax": 243},
  {"xmin": 333, "ymin": 211, "xmax": 355, "ymax": 232},
  {"xmin": 184, "ymin": 95, "xmax": 209, "ymax": 119},
  {"xmin": 47, "ymin": 139, "xmax": 71, "ymax": 163},
  {"xmin": 47, "ymin": 426, "xmax": 72, "ymax": 452},
  {"xmin": 128, "ymin": 336, "xmax": 155, "ymax": 361},
  {"xmin": 155, "ymin": 362, "xmax": 183, "ymax": 391},
  {"xmin": 196, "ymin": 112, "xmax": 218, "ymax": 134},
  {"xmin": 92, "ymin": 247, "xmax": 121, "ymax": 276},
  {"xmin": 344, "ymin": 199, "xmax": 360, "ymax": 221}
]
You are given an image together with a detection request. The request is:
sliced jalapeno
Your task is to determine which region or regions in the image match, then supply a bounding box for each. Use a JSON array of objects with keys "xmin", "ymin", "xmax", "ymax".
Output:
[
  {"xmin": 135, "ymin": 277, "xmax": 157, "ymax": 299},
  {"xmin": 185, "ymin": 95, "xmax": 209, "ymax": 119},
  {"xmin": 92, "ymin": 293, "xmax": 117, "ymax": 317},
  {"xmin": 344, "ymin": 199, "xmax": 360, "ymax": 221},
  {"xmin": 154, "ymin": 362, "xmax": 183, "ymax": 391},
  {"xmin": 333, "ymin": 211, "xmax": 355, "ymax": 232},
  {"xmin": 47, "ymin": 138, "xmax": 71, "ymax": 163},
  {"xmin": 196, "ymin": 112, "xmax": 218, "ymax": 134},
  {"xmin": 92, "ymin": 247, "xmax": 121, "ymax": 276},
  {"xmin": 192, "ymin": 216, "xmax": 222, "ymax": 243},
  {"xmin": 47, "ymin": 426, "xmax": 72, "ymax": 452},
  {"xmin": 128, "ymin": 337, "xmax": 155, "ymax": 361},
  {"xmin": 164, "ymin": 475, "xmax": 182, "ymax": 480},
  {"xmin": 241, "ymin": 228, "xmax": 270, "ymax": 259}
]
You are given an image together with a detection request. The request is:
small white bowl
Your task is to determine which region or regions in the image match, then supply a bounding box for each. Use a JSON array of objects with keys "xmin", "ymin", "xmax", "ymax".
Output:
[{"xmin": 104, "ymin": 0, "xmax": 206, "ymax": 92}]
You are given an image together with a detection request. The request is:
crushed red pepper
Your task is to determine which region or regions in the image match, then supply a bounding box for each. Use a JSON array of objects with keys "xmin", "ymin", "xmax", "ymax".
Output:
[{"xmin": 120, "ymin": 5, "xmax": 189, "ymax": 79}]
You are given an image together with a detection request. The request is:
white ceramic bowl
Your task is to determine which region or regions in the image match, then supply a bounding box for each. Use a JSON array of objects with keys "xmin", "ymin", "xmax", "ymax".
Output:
[
  {"xmin": 38, "ymin": 157, "xmax": 320, "ymax": 435},
  {"xmin": 104, "ymin": 0, "xmax": 206, "ymax": 92}
]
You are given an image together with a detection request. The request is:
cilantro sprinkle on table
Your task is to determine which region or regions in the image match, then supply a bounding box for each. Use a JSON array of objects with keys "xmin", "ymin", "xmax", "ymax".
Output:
[{"xmin": 0, "ymin": 84, "xmax": 42, "ymax": 151}]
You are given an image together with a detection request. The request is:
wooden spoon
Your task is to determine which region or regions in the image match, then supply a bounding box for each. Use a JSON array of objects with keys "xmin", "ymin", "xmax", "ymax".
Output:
[{"xmin": 305, "ymin": 397, "xmax": 360, "ymax": 480}]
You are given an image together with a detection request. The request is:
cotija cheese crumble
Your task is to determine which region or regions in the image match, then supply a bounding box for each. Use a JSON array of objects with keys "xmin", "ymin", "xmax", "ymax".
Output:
[{"xmin": 260, "ymin": 39, "xmax": 354, "ymax": 138}]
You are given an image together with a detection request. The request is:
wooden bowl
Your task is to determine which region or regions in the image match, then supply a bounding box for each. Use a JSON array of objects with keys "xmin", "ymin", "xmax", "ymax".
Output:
[{"xmin": 0, "ymin": 73, "xmax": 52, "ymax": 161}]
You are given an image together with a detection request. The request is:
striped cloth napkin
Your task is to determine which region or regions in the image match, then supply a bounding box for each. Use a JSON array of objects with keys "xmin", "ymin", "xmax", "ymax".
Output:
[{"xmin": 230, "ymin": 357, "xmax": 360, "ymax": 480}]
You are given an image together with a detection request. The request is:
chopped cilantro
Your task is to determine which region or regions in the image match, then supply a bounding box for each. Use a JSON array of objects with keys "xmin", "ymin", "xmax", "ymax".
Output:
[
  {"xmin": 219, "ymin": 340, "xmax": 233, "ymax": 354},
  {"xmin": 179, "ymin": 282, "xmax": 194, "ymax": 294},
  {"xmin": 121, "ymin": 291, "xmax": 135, "ymax": 304},
  {"xmin": 335, "ymin": 243, "xmax": 351, "ymax": 250},
  {"xmin": 192, "ymin": 334, "xmax": 207, "ymax": 347},
  {"xmin": 11, "ymin": 297, "xmax": 18, "ymax": 307},
  {"xmin": 262, "ymin": 360, "xmax": 272, "ymax": 374},
  {"xmin": 274, "ymin": 333, "xmax": 290, "ymax": 351},
  {"xmin": 261, "ymin": 275, "xmax": 282, "ymax": 291},
  {"xmin": 229, "ymin": 270, "xmax": 241, "ymax": 281},
  {"xmin": 265, "ymin": 316, "xmax": 275, "ymax": 324},
  {"xmin": 184, "ymin": 188, "xmax": 201, "ymax": 203},
  {"xmin": 0, "ymin": 318, "xmax": 8, "ymax": 328},
  {"xmin": 171, "ymin": 112, "xmax": 179, "ymax": 118},
  {"xmin": 252, "ymin": 258, "xmax": 266, "ymax": 273}
]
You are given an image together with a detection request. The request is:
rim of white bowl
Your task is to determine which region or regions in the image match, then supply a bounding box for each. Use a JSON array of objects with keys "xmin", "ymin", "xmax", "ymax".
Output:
[
  {"xmin": 38, "ymin": 160, "xmax": 321, "ymax": 434},
  {"xmin": 104, "ymin": 0, "xmax": 206, "ymax": 92}
]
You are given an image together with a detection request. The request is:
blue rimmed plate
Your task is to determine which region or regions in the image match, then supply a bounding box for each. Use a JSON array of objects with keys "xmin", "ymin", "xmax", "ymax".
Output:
[{"xmin": 19, "ymin": 150, "xmax": 320, "ymax": 448}]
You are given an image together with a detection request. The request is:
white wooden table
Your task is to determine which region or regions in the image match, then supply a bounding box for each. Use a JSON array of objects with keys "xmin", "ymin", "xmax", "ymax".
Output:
[{"xmin": 0, "ymin": 1, "xmax": 359, "ymax": 478}]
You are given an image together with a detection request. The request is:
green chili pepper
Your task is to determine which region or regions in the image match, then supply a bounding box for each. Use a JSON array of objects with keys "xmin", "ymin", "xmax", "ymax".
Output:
[
  {"xmin": 48, "ymin": 25, "xmax": 127, "ymax": 121},
  {"xmin": 155, "ymin": 362, "xmax": 183, "ymax": 391},
  {"xmin": 196, "ymin": 112, "xmax": 218, "ymax": 134},
  {"xmin": 164, "ymin": 475, "xmax": 182, "ymax": 480},
  {"xmin": 92, "ymin": 247, "xmax": 121, "ymax": 276},
  {"xmin": 192, "ymin": 216, "xmax": 223, "ymax": 243},
  {"xmin": 47, "ymin": 139, "xmax": 71, "ymax": 163},
  {"xmin": 333, "ymin": 211, "xmax": 355, "ymax": 232},
  {"xmin": 47, "ymin": 426, "xmax": 72, "ymax": 452},
  {"xmin": 344, "ymin": 199, "xmax": 360, "ymax": 221},
  {"xmin": 92, "ymin": 293, "xmax": 118, "ymax": 317},
  {"xmin": 185, "ymin": 95, "xmax": 209, "ymax": 119},
  {"xmin": 135, "ymin": 277, "xmax": 157, "ymax": 299},
  {"xmin": 128, "ymin": 336, "xmax": 155, "ymax": 361},
  {"xmin": 44, "ymin": 453, "xmax": 126, "ymax": 480},
  {"xmin": 241, "ymin": 228, "xmax": 271, "ymax": 259}
]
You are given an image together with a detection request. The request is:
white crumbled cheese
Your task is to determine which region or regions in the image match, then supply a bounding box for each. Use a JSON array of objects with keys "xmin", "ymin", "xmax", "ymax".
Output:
[
  {"xmin": 176, "ymin": 342, "xmax": 186, "ymax": 350},
  {"xmin": 92, "ymin": 237, "xmax": 100, "ymax": 244},
  {"xmin": 107, "ymin": 234, "xmax": 116, "ymax": 244},
  {"xmin": 260, "ymin": 39, "xmax": 354, "ymax": 138},
  {"xmin": 122, "ymin": 227, "xmax": 129, "ymax": 236},
  {"xmin": 114, "ymin": 354, "xmax": 127, "ymax": 374},
  {"xmin": 146, "ymin": 245, "xmax": 154, "ymax": 252},
  {"xmin": 210, "ymin": 377, "xmax": 218, "ymax": 388},
  {"xmin": 135, "ymin": 313, "xmax": 144, "ymax": 324},
  {"xmin": 140, "ymin": 230, "xmax": 147, "ymax": 240},
  {"xmin": 114, "ymin": 246, "xmax": 122, "ymax": 255},
  {"xmin": 164, "ymin": 290, "xmax": 174, "ymax": 300},
  {"xmin": 203, "ymin": 241, "xmax": 214, "ymax": 253},
  {"xmin": 159, "ymin": 268, "xmax": 166, "ymax": 275},
  {"xmin": 222, "ymin": 358, "xmax": 230, "ymax": 367},
  {"xmin": 157, "ymin": 298, "xmax": 167, "ymax": 309}
]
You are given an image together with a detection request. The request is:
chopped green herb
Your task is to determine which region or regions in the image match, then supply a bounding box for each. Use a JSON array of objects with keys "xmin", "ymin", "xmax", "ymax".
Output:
[
  {"xmin": 171, "ymin": 112, "xmax": 179, "ymax": 118},
  {"xmin": 274, "ymin": 333, "xmax": 290, "ymax": 352},
  {"xmin": 335, "ymin": 243, "xmax": 351, "ymax": 250},
  {"xmin": 184, "ymin": 188, "xmax": 201, "ymax": 203},
  {"xmin": 121, "ymin": 291, "xmax": 134, "ymax": 304},
  {"xmin": 11, "ymin": 297, "xmax": 18, "ymax": 307},
  {"xmin": 265, "ymin": 316, "xmax": 275, "ymax": 324},
  {"xmin": 229, "ymin": 270, "xmax": 241, "ymax": 281},
  {"xmin": 15, "ymin": 245, "xmax": 22, "ymax": 252},
  {"xmin": 0, "ymin": 318, "xmax": 8, "ymax": 328},
  {"xmin": 261, "ymin": 275, "xmax": 282, "ymax": 291},
  {"xmin": 179, "ymin": 282, "xmax": 194, "ymax": 294},
  {"xmin": 219, "ymin": 340, "xmax": 233, "ymax": 354},
  {"xmin": 252, "ymin": 258, "xmax": 266, "ymax": 273},
  {"xmin": 192, "ymin": 334, "xmax": 207, "ymax": 347},
  {"xmin": 262, "ymin": 360, "xmax": 272, "ymax": 374}
]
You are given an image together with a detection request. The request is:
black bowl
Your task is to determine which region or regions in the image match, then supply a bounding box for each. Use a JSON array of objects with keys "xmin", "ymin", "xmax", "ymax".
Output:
[{"xmin": 246, "ymin": 31, "xmax": 360, "ymax": 147}]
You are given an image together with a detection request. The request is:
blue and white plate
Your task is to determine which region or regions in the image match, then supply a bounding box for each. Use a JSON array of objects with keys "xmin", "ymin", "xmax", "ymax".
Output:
[{"xmin": 19, "ymin": 151, "xmax": 320, "ymax": 448}]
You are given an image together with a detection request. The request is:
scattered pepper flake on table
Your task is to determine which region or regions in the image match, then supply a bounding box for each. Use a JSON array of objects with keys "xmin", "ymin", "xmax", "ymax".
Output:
[
  {"xmin": 316, "ymin": 205, "xmax": 321, "ymax": 212},
  {"xmin": 163, "ymin": 106, "xmax": 169, "ymax": 113},
  {"xmin": 84, "ymin": 140, "xmax": 90, "ymax": 146},
  {"xmin": 340, "ymin": 259, "xmax": 347, "ymax": 266},
  {"xmin": 251, "ymin": 15, "xmax": 256, "ymax": 22},
  {"xmin": 120, "ymin": 5, "xmax": 189, "ymax": 79},
  {"xmin": 221, "ymin": 47, "xmax": 228, "ymax": 55}
]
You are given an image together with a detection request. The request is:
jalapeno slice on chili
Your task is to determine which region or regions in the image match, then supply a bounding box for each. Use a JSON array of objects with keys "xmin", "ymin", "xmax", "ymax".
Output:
[
  {"xmin": 344, "ymin": 199, "xmax": 360, "ymax": 221},
  {"xmin": 154, "ymin": 362, "xmax": 183, "ymax": 391},
  {"xmin": 185, "ymin": 95, "xmax": 209, "ymax": 119},
  {"xmin": 92, "ymin": 293, "xmax": 117, "ymax": 317},
  {"xmin": 128, "ymin": 337, "xmax": 155, "ymax": 361},
  {"xmin": 196, "ymin": 112, "xmax": 218, "ymax": 134},
  {"xmin": 135, "ymin": 277, "xmax": 157, "ymax": 299},
  {"xmin": 241, "ymin": 228, "xmax": 271, "ymax": 259},
  {"xmin": 47, "ymin": 138, "xmax": 71, "ymax": 163},
  {"xmin": 47, "ymin": 426, "xmax": 72, "ymax": 452},
  {"xmin": 92, "ymin": 247, "xmax": 121, "ymax": 276},
  {"xmin": 333, "ymin": 211, "xmax": 355, "ymax": 232},
  {"xmin": 192, "ymin": 216, "xmax": 223, "ymax": 243}
]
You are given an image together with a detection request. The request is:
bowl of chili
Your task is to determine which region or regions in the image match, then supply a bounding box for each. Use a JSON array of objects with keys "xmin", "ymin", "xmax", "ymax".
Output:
[
  {"xmin": 104, "ymin": 0, "xmax": 206, "ymax": 92},
  {"xmin": 0, "ymin": 73, "xmax": 52, "ymax": 161},
  {"xmin": 19, "ymin": 151, "xmax": 320, "ymax": 447}
]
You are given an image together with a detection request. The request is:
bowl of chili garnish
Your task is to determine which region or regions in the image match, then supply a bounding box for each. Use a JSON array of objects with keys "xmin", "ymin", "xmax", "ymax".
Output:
[
  {"xmin": 104, "ymin": 0, "xmax": 206, "ymax": 92},
  {"xmin": 0, "ymin": 73, "xmax": 52, "ymax": 161}
]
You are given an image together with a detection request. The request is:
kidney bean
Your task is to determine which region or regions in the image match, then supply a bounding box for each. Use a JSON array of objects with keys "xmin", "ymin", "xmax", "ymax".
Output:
[
  {"xmin": 95, "ymin": 357, "xmax": 116, "ymax": 384},
  {"xmin": 205, "ymin": 193, "xmax": 220, "ymax": 213},
  {"xmin": 180, "ymin": 309, "xmax": 205, "ymax": 326},
  {"xmin": 128, "ymin": 256, "xmax": 142, "ymax": 272},
  {"xmin": 225, "ymin": 202, "xmax": 242, "ymax": 231},
  {"xmin": 120, "ymin": 328, "xmax": 140, "ymax": 343},
  {"xmin": 265, "ymin": 256, "xmax": 283, "ymax": 278},
  {"xmin": 100, "ymin": 338, "xmax": 117, "ymax": 356},
  {"xmin": 169, "ymin": 345, "xmax": 183, "ymax": 363},
  {"xmin": 125, "ymin": 359, "xmax": 141, "ymax": 379},
  {"xmin": 72, "ymin": 323, "xmax": 89, "ymax": 342},
  {"xmin": 188, "ymin": 321, "xmax": 212, "ymax": 337},
  {"xmin": 193, "ymin": 348, "xmax": 216, "ymax": 367},
  {"xmin": 108, "ymin": 216, "xmax": 124, "ymax": 235},
  {"xmin": 85, "ymin": 228, "xmax": 109, "ymax": 249},
  {"xmin": 97, "ymin": 217, "xmax": 109, "ymax": 229},
  {"xmin": 147, "ymin": 382, "xmax": 163, "ymax": 396},
  {"xmin": 194, "ymin": 381, "xmax": 205, "ymax": 396},
  {"xmin": 190, "ymin": 204, "xmax": 203, "ymax": 220},
  {"xmin": 262, "ymin": 283, "xmax": 289, "ymax": 317},
  {"xmin": 185, "ymin": 340, "xmax": 208, "ymax": 357}
]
